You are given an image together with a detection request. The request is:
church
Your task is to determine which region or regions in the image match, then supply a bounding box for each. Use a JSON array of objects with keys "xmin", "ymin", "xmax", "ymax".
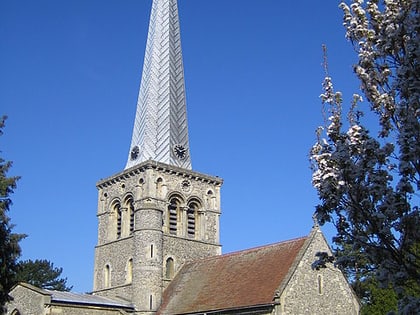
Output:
[{"xmin": 7, "ymin": 0, "xmax": 359, "ymax": 314}]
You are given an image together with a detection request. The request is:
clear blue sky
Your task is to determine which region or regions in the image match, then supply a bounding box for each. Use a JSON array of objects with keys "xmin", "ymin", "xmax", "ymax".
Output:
[{"xmin": 1, "ymin": 0, "xmax": 360, "ymax": 293}]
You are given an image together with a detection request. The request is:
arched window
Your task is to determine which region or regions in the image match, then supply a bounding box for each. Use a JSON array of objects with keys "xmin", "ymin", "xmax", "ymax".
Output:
[
  {"xmin": 168, "ymin": 196, "xmax": 182, "ymax": 235},
  {"xmin": 165, "ymin": 257, "xmax": 175, "ymax": 279},
  {"xmin": 207, "ymin": 190, "xmax": 216, "ymax": 209},
  {"xmin": 126, "ymin": 258, "xmax": 133, "ymax": 283},
  {"xmin": 187, "ymin": 200, "xmax": 200, "ymax": 238},
  {"xmin": 124, "ymin": 195, "xmax": 135, "ymax": 234},
  {"xmin": 111, "ymin": 201, "xmax": 122, "ymax": 239},
  {"xmin": 104, "ymin": 264, "xmax": 111, "ymax": 288},
  {"xmin": 156, "ymin": 177, "xmax": 164, "ymax": 198}
]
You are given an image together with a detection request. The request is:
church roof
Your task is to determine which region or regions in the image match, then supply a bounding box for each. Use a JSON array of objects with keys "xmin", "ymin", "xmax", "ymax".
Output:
[
  {"xmin": 11, "ymin": 283, "xmax": 134, "ymax": 311},
  {"xmin": 11, "ymin": 282, "xmax": 134, "ymax": 311},
  {"xmin": 47, "ymin": 290, "xmax": 135, "ymax": 310},
  {"xmin": 158, "ymin": 237, "xmax": 308, "ymax": 314}
]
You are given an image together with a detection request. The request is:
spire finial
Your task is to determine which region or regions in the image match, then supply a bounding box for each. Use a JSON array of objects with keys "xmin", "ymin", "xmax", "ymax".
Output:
[
  {"xmin": 126, "ymin": 0, "xmax": 191, "ymax": 170},
  {"xmin": 312, "ymin": 212, "xmax": 320, "ymax": 228}
]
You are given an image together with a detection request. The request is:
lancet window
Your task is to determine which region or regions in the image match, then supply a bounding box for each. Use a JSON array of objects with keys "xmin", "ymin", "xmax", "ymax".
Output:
[
  {"xmin": 318, "ymin": 274, "xmax": 323, "ymax": 295},
  {"xmin": 126, "ymin": 258, "xmax": 133, "ymax": 284},
  {"xmin": 104, "ymin": 264, "xmax": 111, "ymax": 288},
  {"xmin": 124, "ymin": 195, "xmax": 135, "ymax": 234},
  {"xmin": 156, "ymin": 177, "xmax": 164, "ymax": 198},
  {"xmin": 165, "ymin": 257, "xmax": 175, "ymax": 279}
]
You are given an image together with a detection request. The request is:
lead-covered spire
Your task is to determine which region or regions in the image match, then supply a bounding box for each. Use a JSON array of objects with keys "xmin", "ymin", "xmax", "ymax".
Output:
[{"xmin": 125, "ymin": 0, "xmax": 191, "ymax": 170}]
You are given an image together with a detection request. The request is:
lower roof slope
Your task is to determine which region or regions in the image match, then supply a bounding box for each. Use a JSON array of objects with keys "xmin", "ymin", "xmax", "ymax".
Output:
[
  {"xmin": 10, "ymin": 283, "xmax": 134, "ymax": 311},
  {"xmin": 158, "ymin": 237, "xmax": 307, "ymax": 315},
  {"xmin": 49, "ymin": 290, "xmax": 134, "ymax": 310}
]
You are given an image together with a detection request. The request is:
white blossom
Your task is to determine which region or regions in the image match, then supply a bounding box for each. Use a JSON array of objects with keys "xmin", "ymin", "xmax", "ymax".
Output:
[{"xmin": 311, "ymin": 1, "xmax": 420, "ymax": 312}]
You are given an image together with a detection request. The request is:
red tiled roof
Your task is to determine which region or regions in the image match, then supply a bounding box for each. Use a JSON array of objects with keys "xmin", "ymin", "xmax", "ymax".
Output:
[{"xmin": 158, "ymin": 237, "xmax": 307, "ymax": 315}]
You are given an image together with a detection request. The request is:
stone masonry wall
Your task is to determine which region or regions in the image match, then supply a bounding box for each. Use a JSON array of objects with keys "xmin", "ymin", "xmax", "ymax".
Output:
[
  {"xmin": 162, "ymin": 234, "xmax": 221, "ymax": 281},
  {"xmin": 93, "ymin": 236, "xmax": 133, "ymax": 299},
  {"xmin": 278, "ymin": 228, "xmax": 359, "ymax": 315},
  {"xmin": 93, "ymin": 161, "xmax": 223, "ymax": 313},
  {"xmin": 6, "ymin": 285, "xmax": 47, "ymax": 315}
]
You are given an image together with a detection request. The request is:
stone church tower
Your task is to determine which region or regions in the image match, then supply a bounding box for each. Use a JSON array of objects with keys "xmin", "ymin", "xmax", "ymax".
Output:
[{"xmin": 92, "ymin": 0, "xmax": 222, "ymax": 313}]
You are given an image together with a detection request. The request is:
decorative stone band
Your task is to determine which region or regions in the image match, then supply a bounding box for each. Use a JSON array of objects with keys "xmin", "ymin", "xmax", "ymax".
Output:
[{"xmin": 98, "ymin": 160, "xmax": 223, "ymax": 189}]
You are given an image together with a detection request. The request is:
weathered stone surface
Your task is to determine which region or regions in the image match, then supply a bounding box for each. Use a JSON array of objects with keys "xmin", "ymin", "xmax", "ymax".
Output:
[
  {"xmin": 6, "ymin": 284, "xmax": 47, "ymax": 315},
  {"xmin": 93, "ymin": 160, "xmax": 222, "ymax": 313},
  {"xmin": 278, "ymin": 228, "xmax": 360, "ymax": 315}
]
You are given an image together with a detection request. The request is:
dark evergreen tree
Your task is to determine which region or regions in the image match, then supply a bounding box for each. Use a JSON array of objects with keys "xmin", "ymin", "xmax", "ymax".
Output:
[
  {"xmin": 358, "ymin": 276, "xmax": 398, "ymax": 315},
  {"xmin": 0, "ymin": 116, "xmax": 25, "ymax": 314},
  {"xmin": 15, "ymin": 259, "xmax": 72, "ymax": 291}
]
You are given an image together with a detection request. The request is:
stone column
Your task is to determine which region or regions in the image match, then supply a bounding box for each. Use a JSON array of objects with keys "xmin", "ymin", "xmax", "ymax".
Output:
[{"xmin": 132, "ymin": 168, "xmax": 163, "ymax": 314}]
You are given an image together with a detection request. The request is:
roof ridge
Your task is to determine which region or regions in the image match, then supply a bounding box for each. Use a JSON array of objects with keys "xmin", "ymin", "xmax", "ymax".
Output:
[
  {"xmin": 187, "ymin": 236, "xmax": 308, "ymax": 265},
  {"xmin": 222, "ymin": 236, "xmax": 307, "ymax": 257}
]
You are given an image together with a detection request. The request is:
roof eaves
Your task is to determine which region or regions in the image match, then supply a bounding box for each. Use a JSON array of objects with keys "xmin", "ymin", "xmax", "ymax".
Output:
[
  {"xmin": 47, "ymin": 301, "xmax": 135, "ymax": 311},
  {"xmin": 179, "ymin": 302, "xmax": 277, "ymax": 315},
  {"xmin": 47, "ymin": 291, "xmax": 135, "ymax": 310},
  {"xmin": 97, "ymin": 160, "xmax": 223, "ymax": 189}
]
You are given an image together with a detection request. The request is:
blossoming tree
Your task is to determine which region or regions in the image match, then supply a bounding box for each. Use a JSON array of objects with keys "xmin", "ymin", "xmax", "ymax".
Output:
[{"xmin": 310, "ymin": 0, "xmax": 419, "ymax": 313}]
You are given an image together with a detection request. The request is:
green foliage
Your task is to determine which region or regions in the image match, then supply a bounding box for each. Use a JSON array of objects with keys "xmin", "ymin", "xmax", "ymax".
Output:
[
  {"xmin": 15, "ymin": 259, "xmax": 73, "ymax": 291},
  {"xmin": 358, "ymin": 277, "xmax": 398, "ymax": 315},
  {"xmin": 0, "ymin": 116, "xmax": 25, "ymax": 314}
]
